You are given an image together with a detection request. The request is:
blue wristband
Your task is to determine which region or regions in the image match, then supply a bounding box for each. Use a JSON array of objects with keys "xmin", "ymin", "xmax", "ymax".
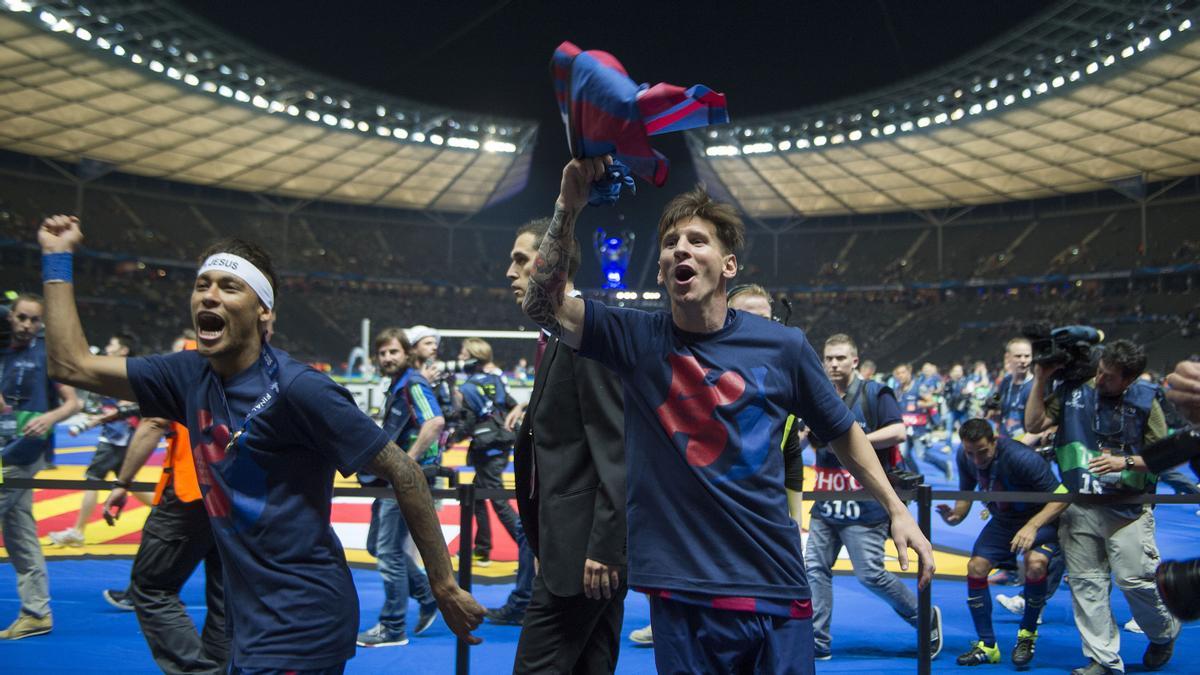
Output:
[{"xmin": 42, "ymin": 252, "xmax": 73, "ymax": 283}]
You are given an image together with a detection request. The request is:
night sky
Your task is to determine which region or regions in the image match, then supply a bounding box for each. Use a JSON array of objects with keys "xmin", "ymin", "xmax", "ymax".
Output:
[{"xmin": 178, "ymin": 0, "xmax": 1055, "ymax": 283}]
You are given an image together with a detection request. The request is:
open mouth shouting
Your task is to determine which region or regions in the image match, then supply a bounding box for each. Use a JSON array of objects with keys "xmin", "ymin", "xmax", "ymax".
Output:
[
  {"xmin": 672, "ymin": 264, "xmax": 697, "ymax": 288},
  {"xmin": 196, "ymin": 310, "xmax": 227, "ymax": 345}
]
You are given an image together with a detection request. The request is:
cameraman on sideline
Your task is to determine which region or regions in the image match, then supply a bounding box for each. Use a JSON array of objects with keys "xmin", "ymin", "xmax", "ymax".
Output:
[{"xmin": 1026, "ymin": 339, "xmax": 1179, "ymax": 675}]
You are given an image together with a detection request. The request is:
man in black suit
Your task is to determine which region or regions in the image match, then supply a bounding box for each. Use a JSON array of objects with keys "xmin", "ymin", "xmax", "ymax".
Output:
[{"xmin": 504, "ymin": 217, "xmax": 627, "ymax": 673}]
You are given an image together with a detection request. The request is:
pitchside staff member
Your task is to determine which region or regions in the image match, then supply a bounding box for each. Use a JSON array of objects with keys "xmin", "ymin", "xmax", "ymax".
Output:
[
  {"xmin": 521, "ymin": 157, "xmax": 933, "ymax": 674},
  {"xmin": 506, "ymin": 217, "xmax": 628, "ymax": 673},
  {"xmin": 36, "ymin": 215, "xmax": 484, "ymax": 672},
  {"xmin": 1026, "ymin": 339, "xmax": 1179, "ymax": 675},
  {"xmin": 805, "ymin": 334, "xmax": 942, "ymax": 662},
  {"xmin": 895, "ymin": 363, "xmax": 953, "ymax": 480},
  {"xmin": 938, "ymin": 419, "xmax": 1067, "ymax": 668}
]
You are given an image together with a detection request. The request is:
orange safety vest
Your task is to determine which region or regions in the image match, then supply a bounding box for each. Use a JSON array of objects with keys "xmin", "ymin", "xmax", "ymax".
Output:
[
  {"xmin": 153, "ymin": 421, "xmax": 201, "ymax": 504},
  {"xmin": 153, "ymin": 339, "xmax": 202, "ymax": 504}
]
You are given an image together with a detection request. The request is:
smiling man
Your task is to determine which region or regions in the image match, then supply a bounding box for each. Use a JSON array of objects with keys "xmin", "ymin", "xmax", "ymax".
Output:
[
  {"xmin": 519, "ymin": 158, "xmax": 934, "ymax": 674},
  {"xmin": 35, "ymin": 215, "xmax": 484, "ymax": 673}
]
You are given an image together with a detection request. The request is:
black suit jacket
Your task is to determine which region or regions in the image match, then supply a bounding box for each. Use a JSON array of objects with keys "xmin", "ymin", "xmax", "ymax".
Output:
[{"xmin": 514, "ymin": 334, "xmax": 626, "ymax": 598}]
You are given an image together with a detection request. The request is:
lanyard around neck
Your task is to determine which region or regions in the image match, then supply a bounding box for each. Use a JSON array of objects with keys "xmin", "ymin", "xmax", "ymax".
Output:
[{"xmin": 215, "ymin": 344, "xmax": 281, "ymax": 452}]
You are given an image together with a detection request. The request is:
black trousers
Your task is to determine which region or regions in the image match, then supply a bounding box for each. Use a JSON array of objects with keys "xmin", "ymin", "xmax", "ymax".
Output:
[
  {"xmin": 472, "ymin": 452, "xmax": 521, "ymax": 556},
  {"xmin": 514, "ymin": 573, "xmax": 626, "ymax": 674},
  {"xmin": 129, "ymin": 490, "xmax": 229, "ymax": 675}
]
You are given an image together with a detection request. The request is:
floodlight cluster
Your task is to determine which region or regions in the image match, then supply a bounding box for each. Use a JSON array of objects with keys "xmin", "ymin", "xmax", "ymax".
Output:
[
  {"xmin": 2, "ymin": 0, "xmax": 532, "ymax": 153},
  {"xmin": 700, "ymin": 2, "xmax": 1197, "ymax": 157}
]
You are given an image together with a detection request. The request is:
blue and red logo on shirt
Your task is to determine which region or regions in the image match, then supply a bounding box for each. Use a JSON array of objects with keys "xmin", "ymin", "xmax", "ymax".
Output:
[{"xmin": 654, "ymin": 354, "xmax": 773, "ymax": 480}]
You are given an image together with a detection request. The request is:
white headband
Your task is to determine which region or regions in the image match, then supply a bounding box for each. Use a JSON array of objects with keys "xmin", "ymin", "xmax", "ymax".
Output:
[{"xmin": 197, "ymin": 253, "xmax": 275, "ymax": 310}]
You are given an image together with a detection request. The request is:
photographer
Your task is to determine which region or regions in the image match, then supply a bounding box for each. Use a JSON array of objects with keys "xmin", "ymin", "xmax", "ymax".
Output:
[
  {"xmin": 459, "ymin": 337, "xmax": 534, "ymax": 625},
  {"xmin": 1026, "ymin": 339, "xmax": 1179, "ymax": 675},
  {"xmin": 805, "ymin": 334, "xmax": 940, "ymax": 662}
]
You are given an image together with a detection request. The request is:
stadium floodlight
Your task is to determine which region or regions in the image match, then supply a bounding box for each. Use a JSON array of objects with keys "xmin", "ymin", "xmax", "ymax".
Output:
[
  {"xmin": 218, "ymin": 85, "xmax": 235, "ymax": 98},
  {"xmin": 376, "ymin": 126, "xmax": 391, "ymax": 137},
  {"xmin": 917, "ymin": 116, "xmax": 931, "ymax": 127},
  {"xmin": 813, "ymin": 135, "xmax": 828, "ymax": 146},
  {"xmin": 3, "ymin": 1, "xmax": 33, "ymax": 12},
  {"xmin": 985, "ymin": 99, "xmax": 998, "ymax": 110},
  {"xmin": 429, "ymin": 134, "xmax": 444, "ymax": 145},
  {"xmin": 96, "ymin": 36, "xmax": 110, "ymax": 49},
  {"xmin": 113, "ymin": 44, "xmax": 125, "ymax": 56},
  {"xmin": 1138, "ymin": 36, "xmax": 1152, "ymax": 51},
  {"xmin": 252, "ymin": 95, "xmax": 268, "ymax": 109},
  {"xmin": 1069, "ymin": 70, "xmax": 1080, "ymax": 81},
  {"xmin": 848, "ymin": 129, "xmax": 863, "ymax": 141},
  {"xmin": 705, "ymin": 145, "xmax": 740, "ymax": 156},
  {"xmin": 149, "ymin": 60, "xmax": 164, "ymax": 72},
  {"xmin": 201, "ymin": 80, "xmax": 217, "ymax": 92},
  {"xmin": 130, "ymin": 53, "xmax": 143, "ymax": 64},
  {"xmin": 900, "ymin": 121, "xmax": 914, "ymax": 131},
  {"xmin": 37, "ymin": 9, "xmax": 55, "ymax": 25},
  {"xmin": 1104, "ymin": 54, "xmax": 1116, "ymax": 66},
  {"xmin": 339, "ymin": 118, "xmax": 354, "ymax": 129},
  {"xmin": 1182, "ymin": 19, "xmax": 1193, "ymax": 31},
  {"xmin": 642, "ymin": 291, "xmax": 661, "ymax": 300},
  {"xmin": 448, "ymin": 137, "xmax": 480, "ymax": 149},
  {"xmin": 742, "ymin": 142, "xmax": 772, "ymax": 154},
  {"xmin": 1086, "ymin": 61, "xmax": 1099, "ymax": 74},
  {"xmin": 166, "ymin": 67, "xmax": 181, "ymax": 79},
  {"xmin": 1051, "ymin": 75, "xmax": 1065, "ymax": 88},
  {"xmin": 305, "ymin": 110, "xmax": 320, "ymax": 122},
  {"xmin": 483, "ymin": 139, "xmax": 515, "ymax": 153},
  {"xmin": 75, "ymin": 27, "xmax": 91, "ymax": 40},
  {"xmin": 286, "ymin": 104, "xmax": 300, "ymax": 116},
  {"xmin": 322, "ymin": 113, "xmax": 337, "ymax": 126},
  {"xmin": 1035, "ymin": 81, "xmax": 1049, "ymax": 93},
  {"xmin": 934, "ymin": 112, "xmax": 948, "ymax": 123},
  {"xmin": 778, "ymin": 140, "xmax": 792, "ymax": 150},
  {"xmin": 796, "ymin": 138, "xmax": 811, "ymax": 148},
  {"xmin": 1121, "ymin": 45, "xmax": 1135, "ymax": 57},
  {"xmin": 234, "ymin": 90, "xmax": 250, "ymax": 103},
  {"xmin": 1159, "ymin": 28, "xmax": 1172, "ymax": 41},
  {"xmin": 412, "ymin": 131, "xmax": 426, "ymax": 142},
  {"xmin": 393, "ymin": 128, "xmax": 410, "ymax": 140},
  {"xmin": 356, "ymin": 120, "xmax": 369, "ymax": 132},
  {"xmin": 882, "ymin": 124, "xmax": 896, "ymax": 135}
]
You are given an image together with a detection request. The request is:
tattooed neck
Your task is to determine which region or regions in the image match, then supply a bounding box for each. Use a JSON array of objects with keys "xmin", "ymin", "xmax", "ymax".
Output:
[{"xmin": 522, "ymin": 202, "xmax": 577, "ymax": 334}]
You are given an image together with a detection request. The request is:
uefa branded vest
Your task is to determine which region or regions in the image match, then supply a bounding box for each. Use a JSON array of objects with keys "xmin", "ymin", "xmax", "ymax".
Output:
[{"xmin": 1054, "ymin": 378, "xmax": 1158, "ymax": 517}]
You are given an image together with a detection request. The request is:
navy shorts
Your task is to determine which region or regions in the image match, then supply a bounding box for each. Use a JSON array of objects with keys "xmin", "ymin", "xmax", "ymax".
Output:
[
  {"xmin": 649, "ymin": 595, "xmax": 814, "ymax": 675},
  {"xmin": 971, "ymin": 517, "xmax": 1058, "ymax": 567}
]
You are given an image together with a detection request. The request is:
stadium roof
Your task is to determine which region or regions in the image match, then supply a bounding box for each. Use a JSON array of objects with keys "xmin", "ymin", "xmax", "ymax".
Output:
[
  {"xmin": 0, "ymin": 0, "xmax": 537, "ymax": 214},
  {"xmin": 690, "ymin": 1, "xmax": 1200, "ymax": 219}
]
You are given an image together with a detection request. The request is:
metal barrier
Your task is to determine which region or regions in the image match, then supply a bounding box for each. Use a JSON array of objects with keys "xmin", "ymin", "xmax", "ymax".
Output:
[{"xmin": 4, "ymin": 477, "xmax": 1199, "ymax": 675}]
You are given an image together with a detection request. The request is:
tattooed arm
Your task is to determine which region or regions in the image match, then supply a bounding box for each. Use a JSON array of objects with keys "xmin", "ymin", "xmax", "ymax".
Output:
[
  {"xmin": 366, "ymin": 442, "xmax": 485, "ymax": 643},
  {"xmin": 522, "ymin": 157, "xmax": 610, "ymax": 350}
]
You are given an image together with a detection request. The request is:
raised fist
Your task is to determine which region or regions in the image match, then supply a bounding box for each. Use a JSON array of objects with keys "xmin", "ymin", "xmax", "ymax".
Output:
[{"xmin": 38, "ymin": 214, "xmax": 83, "ymax": 253}]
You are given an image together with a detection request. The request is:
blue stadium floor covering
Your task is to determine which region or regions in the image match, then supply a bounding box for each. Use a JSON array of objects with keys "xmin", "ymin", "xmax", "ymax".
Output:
[{"xmin": 2, "ymin": 558, "xmax": 1198, "ymax": 673}]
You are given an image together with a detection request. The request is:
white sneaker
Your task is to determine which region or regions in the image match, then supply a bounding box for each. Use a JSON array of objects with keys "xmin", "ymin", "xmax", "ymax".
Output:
[
  {"xmin": 48, "ymin": 528, "xmax": 84, "ymax": 547},
  {"xmin": 1123, "ymin": 618, "xmax": 1143, "ymax": 634},
  {"xmin": 995, "ymin": 593, "xmax": 1043, "ymax": 623},
  {"xmin": 629, "ymin": 624, "xmax": 653, "ymax": 645},
  {"xmin": 996, "ymin": 593, "xmax": 1025, "ymax": 615}
]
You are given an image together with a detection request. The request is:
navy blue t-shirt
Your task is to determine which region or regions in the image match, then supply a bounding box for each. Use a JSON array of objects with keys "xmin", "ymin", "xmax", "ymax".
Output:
[
  {"xmin": 997, "ymin": 373, "xmax": 1034, "ymax": 441},
  {"xmin": 127, "ymin": 348, "xmax": 389, "ymax": 669},
  {"xmin": 97, "ymin": 396, "xmax": 135, "ymax": 447},
  {"xmin": 811, "ymin": 379, "xmax": 903, "ymax": 525},
  {"xmin": 957, "ymin": 437, "xmax": 1061, "ymax": 524},
  {"xmin": 581, "ymin": 300, "xmax": 855, "ymax": 615},
  {"xmin": 0, "ymin": 337, "xmax": 57, "ymax": 465}
]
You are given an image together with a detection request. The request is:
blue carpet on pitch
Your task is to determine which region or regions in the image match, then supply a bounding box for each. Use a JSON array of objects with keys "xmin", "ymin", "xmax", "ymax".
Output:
[{"xmin": 3, "ymin": 558, "xmax": 1199, "ymax": 673}]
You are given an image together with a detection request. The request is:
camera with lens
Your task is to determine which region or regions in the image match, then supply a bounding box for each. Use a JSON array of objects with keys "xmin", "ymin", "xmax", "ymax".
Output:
[
  {"xmin": 1022, "ymin": 323, "xmax": 1104, "ymax": 383},
  {"xmin": 886, "ymin": 467, "xmax": 924, "ymax": 492}
]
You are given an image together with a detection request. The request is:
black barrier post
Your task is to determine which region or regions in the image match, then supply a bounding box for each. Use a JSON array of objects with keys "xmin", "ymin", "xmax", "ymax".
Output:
[
  {"xmin": 456, "ymin": 484, "xmax": 475, "ymax": 675},
  {"xmin": 917, "ymin": 483, "xmax": 933, "ymax": 675}
]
